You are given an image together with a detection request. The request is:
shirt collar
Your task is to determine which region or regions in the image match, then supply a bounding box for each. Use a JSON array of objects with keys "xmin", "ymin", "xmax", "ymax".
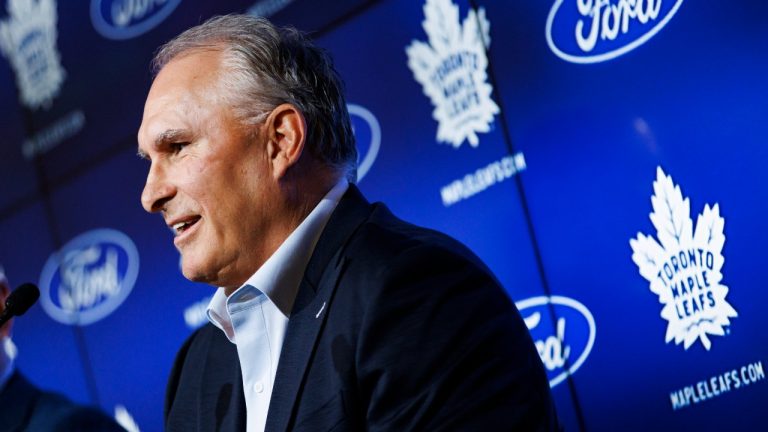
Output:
[{"xmin": 207, "ymin": 179, "xmax": 349, "ymax": 335}]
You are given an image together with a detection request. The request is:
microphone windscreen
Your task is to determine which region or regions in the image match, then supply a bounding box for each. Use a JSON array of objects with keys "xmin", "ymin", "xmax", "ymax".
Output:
[{"xmin": 6, "ymin": 283, "xmax": 40, "ymax": 317}]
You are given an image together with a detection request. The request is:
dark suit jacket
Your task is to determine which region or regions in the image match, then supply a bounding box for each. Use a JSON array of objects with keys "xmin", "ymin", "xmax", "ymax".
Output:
[
  {"xmin": 165, "ymin": 185, "xmax": 558, "ymax": 431},
  {"xmin": 0, "ymin": 371, "xmax": 125, "ymax": 432}
]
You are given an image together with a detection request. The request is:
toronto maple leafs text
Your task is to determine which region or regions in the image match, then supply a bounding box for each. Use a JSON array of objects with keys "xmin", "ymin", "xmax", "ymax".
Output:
[{"xmin": 655, "ymin": 248, "xmax": 717, "ymax": 321}]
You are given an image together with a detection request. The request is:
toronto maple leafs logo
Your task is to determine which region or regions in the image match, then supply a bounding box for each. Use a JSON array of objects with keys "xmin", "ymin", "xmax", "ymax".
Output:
[
  {"xmin": 406, "ymin": 0, "xmax": 499, "ymax": 148},
  {"xmin": 0, "ymin": 0, "xmax": 65, "ymax": 110},
  {"xmin": 630, "ymin": 167, "xmax": 737, "ymax": 351}
]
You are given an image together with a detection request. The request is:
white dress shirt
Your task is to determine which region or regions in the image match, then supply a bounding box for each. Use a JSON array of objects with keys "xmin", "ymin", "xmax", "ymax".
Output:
[{"xmin": 207, "ymin": 179, "xmax": 348, "ymax": 432}]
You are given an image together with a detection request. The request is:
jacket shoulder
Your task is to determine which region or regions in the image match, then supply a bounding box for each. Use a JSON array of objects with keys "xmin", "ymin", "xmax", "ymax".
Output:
[
  {"xmin": 325, "ymin": 204, "xmax": 558, "ymax": 430},
  {"xmin": 343, "ymin": 203, "xmax": 495, "ymax": 281}
]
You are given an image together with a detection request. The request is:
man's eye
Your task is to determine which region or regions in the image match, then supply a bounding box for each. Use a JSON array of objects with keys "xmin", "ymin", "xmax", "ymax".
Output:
[{"xmin": 171, "ymin": 142, "xmax": 189, "ymax": 154}]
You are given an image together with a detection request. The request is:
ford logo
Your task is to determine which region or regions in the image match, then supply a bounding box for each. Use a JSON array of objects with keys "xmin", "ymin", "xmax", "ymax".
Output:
[
  {"xmin": 516, "ymin": 296, "xmax": 596, "ymax": 387},
  {"xmin": 91, "ymin": 0, "xmax": 182, "ymax": 40},
  {"xmin": 348, "ymin": 103, "xmax": 381, "ymax": 182},
  {"xmin": 546, "ymin": 0, "xmax": 684, "ymax": 64},
  {"xmin": 39, "ymin": 229, "xmax": 139, "ymax": 325}
]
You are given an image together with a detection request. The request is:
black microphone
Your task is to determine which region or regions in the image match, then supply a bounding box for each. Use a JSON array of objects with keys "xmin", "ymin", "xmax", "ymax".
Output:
[{"xmin": 0, "ymin": 283, "xmax": 40, "ymax": 329}]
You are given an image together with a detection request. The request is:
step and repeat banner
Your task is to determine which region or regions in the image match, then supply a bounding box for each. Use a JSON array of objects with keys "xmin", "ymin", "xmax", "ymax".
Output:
[{"xmin": 0, "ymin": 0, "xmax": 765, "ymax": 430}]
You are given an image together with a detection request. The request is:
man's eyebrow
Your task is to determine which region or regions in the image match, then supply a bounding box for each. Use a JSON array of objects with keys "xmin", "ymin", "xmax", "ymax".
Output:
[{"xmin": 154, "ymin": 129, "xmax": 189, "ymax": 147}]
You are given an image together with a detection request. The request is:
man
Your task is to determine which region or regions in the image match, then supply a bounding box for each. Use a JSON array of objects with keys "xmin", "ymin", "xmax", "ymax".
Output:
[
  {"xmin": 139, "ymin": 14, "xmax": 558, "ymax": 431},
  {"xmin": 0, "ymin": 267, "xmax": 125, "ymax": 431}
]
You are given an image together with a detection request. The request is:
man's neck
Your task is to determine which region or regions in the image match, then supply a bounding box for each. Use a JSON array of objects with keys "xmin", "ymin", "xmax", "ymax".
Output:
[{"xmin": 221, "ymin": 171, "xmax": 344, "ymax": 296}]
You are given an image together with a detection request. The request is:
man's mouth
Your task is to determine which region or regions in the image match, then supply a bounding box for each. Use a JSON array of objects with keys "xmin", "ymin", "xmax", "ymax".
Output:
[{"xmin": 171, "ymin": 216, "xmax": 201, "ymax": 236}]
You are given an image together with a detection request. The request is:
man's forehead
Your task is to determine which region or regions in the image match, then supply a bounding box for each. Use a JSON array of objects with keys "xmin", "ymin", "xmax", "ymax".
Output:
[
  {"xmin": 145, "ymin": 51, "xmax": 225, "ymax": 113},
  {"xmin": 138, "ymin": 75, "xmax": 202, "ymax": 149},
  {"xmin": 137, "ymin": 49, "xmax": 229, "ymax": 154},
  {"xmin": 139, "ymin": 95, "xmax": 191, "ymax": 139}
]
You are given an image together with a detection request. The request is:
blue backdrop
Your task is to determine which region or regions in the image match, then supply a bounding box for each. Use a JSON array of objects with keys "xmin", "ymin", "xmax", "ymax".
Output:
[{"xmin": 0, "ymin": 0, "xmax": 765, "ymax": 430}]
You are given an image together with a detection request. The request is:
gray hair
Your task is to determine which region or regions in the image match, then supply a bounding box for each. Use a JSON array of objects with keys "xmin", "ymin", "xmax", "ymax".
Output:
[{"xmin": 152, "ymin": 14, "xmax": 357, "ymax": 181}]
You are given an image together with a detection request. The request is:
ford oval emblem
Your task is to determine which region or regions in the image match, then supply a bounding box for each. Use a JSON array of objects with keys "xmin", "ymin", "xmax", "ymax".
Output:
[
  {"xmin": 516, "ymin": 296, "xmax": 596, "ymax": 387},
  {"xmin": 546, "ymin": 0, "xmax": 684, "ymax": 64},
  {"xmin": 39, "ymin": 229, "xmax": 139, "ymax": 325},
  {"xmin": 91, "ymin": 0, "xmax": 182, "ymax": 40},
  {"xmin": 348, "ymin": 103, "xmax": 381, "ymax": 182}
]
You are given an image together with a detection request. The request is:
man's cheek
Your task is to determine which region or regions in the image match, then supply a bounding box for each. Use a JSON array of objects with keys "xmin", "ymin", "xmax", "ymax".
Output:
[{"xmin": 181, "ymin": 155, "xmax": 207, "ymax": 179}]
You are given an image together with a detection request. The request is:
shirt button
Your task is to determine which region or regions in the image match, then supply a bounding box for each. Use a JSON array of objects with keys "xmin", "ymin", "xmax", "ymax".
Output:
[{"xmin": 254, "ymin": 382, "xmax": 264, "ymax": 393}]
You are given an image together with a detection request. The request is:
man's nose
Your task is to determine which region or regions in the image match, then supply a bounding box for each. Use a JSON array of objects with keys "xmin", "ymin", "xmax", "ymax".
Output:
[{"xmin": 141, "ymin": 163, "xmax": 175, "ymax": 213}]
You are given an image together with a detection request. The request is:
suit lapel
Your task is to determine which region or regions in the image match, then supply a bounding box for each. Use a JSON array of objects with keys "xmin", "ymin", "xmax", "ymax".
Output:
[
  {"xmin": 265, "ymin": 184, "xmax": 371, "ymax": 432},
  {"xmin": 191, "ymin": 326, "xmax": 246, "ymax": 432}
]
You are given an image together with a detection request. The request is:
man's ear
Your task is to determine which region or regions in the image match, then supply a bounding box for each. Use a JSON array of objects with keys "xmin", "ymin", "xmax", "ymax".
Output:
[{"xmin": 264, "ymin": 104, "xmax": 307, "ymax": 179}]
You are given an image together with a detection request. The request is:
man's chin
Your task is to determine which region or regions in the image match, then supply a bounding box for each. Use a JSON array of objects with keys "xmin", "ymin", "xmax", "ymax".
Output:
[
  {"xmin": 180, "ymin": 260, "xmax": 217, "ymax": 285},
  {"xmin": 180, "ymin": 257, "xmax": 245, "ymax": 290}
]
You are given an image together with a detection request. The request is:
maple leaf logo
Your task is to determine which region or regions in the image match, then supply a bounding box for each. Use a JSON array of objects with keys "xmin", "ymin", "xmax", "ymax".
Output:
[
  {"xmin": 630, "ymin": 167, "xmax": 737, "ymax": 351},
  {"xmin": 0, "ymin": 0, "xmax": 65, "ymax": 110},
  {"xmin": 406, "ymin": 0, "xmax": 499, "ymax": 148}
]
